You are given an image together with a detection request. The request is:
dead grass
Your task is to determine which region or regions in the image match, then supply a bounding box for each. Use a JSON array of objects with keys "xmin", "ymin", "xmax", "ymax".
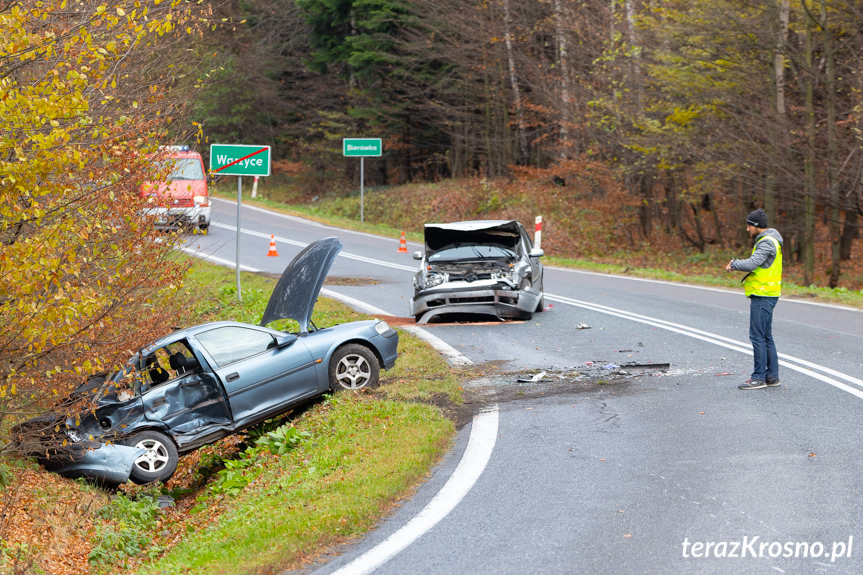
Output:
[{"xmin": 0, "ymin": 462, "xmax": 110, "ymax": 575}]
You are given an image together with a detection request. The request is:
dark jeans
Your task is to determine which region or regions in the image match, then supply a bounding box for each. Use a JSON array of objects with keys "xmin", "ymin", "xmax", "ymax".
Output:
[{"xmin": 749, "ymin": 295, "xmax": 779, "ymax": 381}]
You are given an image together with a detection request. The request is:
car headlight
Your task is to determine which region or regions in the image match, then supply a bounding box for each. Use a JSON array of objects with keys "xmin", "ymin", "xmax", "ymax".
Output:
[
  {"xmin": 374, "ymin": 320, "xmax": 391, "ymax": 335},
  {"xmin": 193, "ymin": 195, "xmax": 209, "ymax": 207},
  {"xmin": 424, "ymin": 272, "xmax": 448, "ymax": 288},
  {"xmin": 65, "ymin": 428, "xmax": 84, "ymax": 443}
]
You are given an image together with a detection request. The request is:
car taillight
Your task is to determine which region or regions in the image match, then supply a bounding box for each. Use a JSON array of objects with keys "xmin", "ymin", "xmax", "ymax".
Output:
[{"xmin": 194, "ymin": 195, "xmax": 209, "ymax": 207}]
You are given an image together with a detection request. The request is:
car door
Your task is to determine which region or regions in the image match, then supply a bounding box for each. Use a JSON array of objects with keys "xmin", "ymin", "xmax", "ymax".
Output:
[
  {"xmin": 192, "ymin": 325, "xmax": 318, "ymax": 425},
  {"xmin": 140, "ymin": 340, "xmax": 231, "ymax": 433}
]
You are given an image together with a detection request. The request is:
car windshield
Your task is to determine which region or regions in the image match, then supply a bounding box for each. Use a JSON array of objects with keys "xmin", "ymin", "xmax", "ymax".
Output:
[
  {"xmin": 428, "ymin": 245, "xmax": 516, "ymax": 262},
  {"xmin": 158, "ymin": 158, "xmax": 204, "ymax": 180}
]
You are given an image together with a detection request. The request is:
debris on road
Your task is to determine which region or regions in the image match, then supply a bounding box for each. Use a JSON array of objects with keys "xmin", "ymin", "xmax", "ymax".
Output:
[{"xmin": 517, "ymin": 371, "xmax": 548, "ymax": 383}]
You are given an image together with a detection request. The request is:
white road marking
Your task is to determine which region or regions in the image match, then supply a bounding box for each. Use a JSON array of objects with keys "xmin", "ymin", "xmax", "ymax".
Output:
[
  {"xmin": 211, "ymin": 222, "xmax": 416, "ymax": 272},
  {"xmin": 319, "ymin": 288, "xmax": 473, "ymax": 367},
  {"xmin": 547, "ymin": 293, "xmax": 863, "ymax": 399},
  {"xmin": 549, "ymin": 265, "xmax": 863, "ymax": 313},
  {"xmin": 327, "ymin": 407, "xmax": 499, "ymax": 575},
  {"xmin": 212, "ymin": 197, "xmax": 422, "ymax": 247},
  {"xmin": 183, "ymin": 235, "xmax": 863, "ymax": 398},
  {"xmin": 177, "ymin": 247, "xmax": 259, "ymax": 271},
  {"xmin": 186, "ymin": 211, "xmax": 863, "ymax": 571}
]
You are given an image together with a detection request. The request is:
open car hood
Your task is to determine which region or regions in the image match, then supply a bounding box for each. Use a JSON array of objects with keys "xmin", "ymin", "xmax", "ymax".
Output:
[
  {"xmin": 424, "ymin": 220, "xmax": 521, "ymax": 253},
  {"xmin": 260, "ymin": 237, "xmax": 342, "ymax": 332}
]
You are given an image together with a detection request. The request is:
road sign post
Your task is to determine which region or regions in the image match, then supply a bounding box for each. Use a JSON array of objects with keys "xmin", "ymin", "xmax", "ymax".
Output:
[
  {"xmin": 343, "ymin": 138, "xmax": 382, "ymax": 223},
  {"xmin": 210, "ymin": 144, "xmax": 272, "ymax": 301}
]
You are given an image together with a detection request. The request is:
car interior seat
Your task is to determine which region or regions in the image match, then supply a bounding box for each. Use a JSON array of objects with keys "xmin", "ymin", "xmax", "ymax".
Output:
[
  {"xmin": 168, "ymin": 351, "xmax": 191, "ymax": 376},
  {"xmin": 146, "ymin": 356, "xmax": 170, "ymax": 385}
]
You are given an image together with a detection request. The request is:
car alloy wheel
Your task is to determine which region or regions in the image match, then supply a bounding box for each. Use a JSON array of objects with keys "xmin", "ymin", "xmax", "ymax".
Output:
[
  {"xmin": 329, "ymin": 344, "xmax": 379, "ymax": 391},
  {"xmin": 125, "ymin": 430, "xmax": 179, "ymax": 484}
]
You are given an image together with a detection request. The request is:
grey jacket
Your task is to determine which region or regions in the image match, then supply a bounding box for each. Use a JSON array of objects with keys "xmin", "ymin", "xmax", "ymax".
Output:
[{"xmin": 730, "ymin": 228, "xmax": 783, "ymax": 272}]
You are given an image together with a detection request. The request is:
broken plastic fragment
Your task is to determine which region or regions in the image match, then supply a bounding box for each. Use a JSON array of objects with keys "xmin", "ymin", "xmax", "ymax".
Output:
[{"xmin": 517, "ymin": 371, "xmax": 548, "ymax": 383}]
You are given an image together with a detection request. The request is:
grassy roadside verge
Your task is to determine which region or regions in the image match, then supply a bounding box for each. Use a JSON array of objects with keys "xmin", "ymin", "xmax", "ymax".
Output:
[
  {"xmin": 126, "ymin": 260, "xmax": 462, "ymax": 575},
  {"xmin": 137, "ymin": 397, "xmax": 452, "ymax": 574},
  {"xmin": 0, "ymin": 258, "xmax": 463, "ymax": 575}
]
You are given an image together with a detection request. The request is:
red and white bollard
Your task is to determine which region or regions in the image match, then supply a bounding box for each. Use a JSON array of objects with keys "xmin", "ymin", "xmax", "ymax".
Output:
[{"xmin": 534, "ymin": 215, "xmax": 542, "ymax": 249}]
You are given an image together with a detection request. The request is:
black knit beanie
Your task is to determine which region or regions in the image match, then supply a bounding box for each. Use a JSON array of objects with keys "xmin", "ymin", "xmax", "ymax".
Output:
[{"xmin": 746, "ymin": 208, "xmax": 768, "ymax": 228}]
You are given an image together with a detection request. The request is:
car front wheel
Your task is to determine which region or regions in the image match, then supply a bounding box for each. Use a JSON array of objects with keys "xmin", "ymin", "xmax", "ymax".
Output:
[
  {"xmin": 124, "ymin": 430, "xmax": 179, "ymax": 484},
  {"xmin": 329, "ymin": 344, "xmax": 379, "ymax": 391},
  {"xmin": 535, "ymin": 295, "xmax": 545, "ymax": 312}
]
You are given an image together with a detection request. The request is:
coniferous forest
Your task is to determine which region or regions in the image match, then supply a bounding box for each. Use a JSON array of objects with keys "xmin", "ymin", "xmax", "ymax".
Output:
[{"xmin": 192, "ymin": 0, "xmax": 863, "ymax": 288}]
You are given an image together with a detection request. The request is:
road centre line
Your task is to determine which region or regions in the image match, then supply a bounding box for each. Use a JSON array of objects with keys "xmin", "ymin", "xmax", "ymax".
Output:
[
  {"xmin": 547, "ymin": 293, "xmax": 863, "ymax": 399},
  {"xmin": 550, "ymin": 265, "xmax": 863, "ymax": 313},
  {"xmin": 328, "ymin": 407, "xmax": 499, "ymax": 575}
]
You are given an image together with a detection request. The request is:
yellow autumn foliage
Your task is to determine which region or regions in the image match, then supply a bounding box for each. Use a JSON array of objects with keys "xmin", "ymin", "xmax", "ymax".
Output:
[{"xmin": 0, "ymin": 1, "xmax": 209, "ymax": 418}]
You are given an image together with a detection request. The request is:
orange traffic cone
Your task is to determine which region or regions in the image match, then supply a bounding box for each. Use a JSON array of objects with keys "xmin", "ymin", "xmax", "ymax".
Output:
[
  {"xmin": 398, "ymin": 231, "xmax": 408, "ymax": 253},
  {"xmin": 267, "ymin": 234, "xmax": 279, "ymax": 257}
]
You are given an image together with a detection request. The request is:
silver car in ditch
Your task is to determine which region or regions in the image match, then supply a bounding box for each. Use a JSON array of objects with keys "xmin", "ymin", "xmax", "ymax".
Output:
[
  {"xmin": 410, "ymin": 220, "xmax": 545, "ymax": 323},
  {"xmin": 15, "ymin": 237, "xmax": 399, "ymax": 485}
]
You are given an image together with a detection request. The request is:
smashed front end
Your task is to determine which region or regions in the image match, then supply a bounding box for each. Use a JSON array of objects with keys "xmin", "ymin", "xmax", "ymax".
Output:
[
  {"xmin": 11, "ymin": 372, "xmax": 150, "ymax": 485},
  {"xmin": 410, "ymin": 221, "xmax": 543, "ymax": 324}
]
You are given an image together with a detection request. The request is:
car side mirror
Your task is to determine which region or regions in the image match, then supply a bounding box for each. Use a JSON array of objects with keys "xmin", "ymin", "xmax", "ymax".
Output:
[
  {"xmin": 530, "ymin": 248, "xmax": 544, "ymax": 258},
  {"xmin": 275, "ymin": 334, "xmax": 298, "ymax": 349},
  {"xmin": 412, "ymin": 251, "xmax": 423, "ymax": 261}
]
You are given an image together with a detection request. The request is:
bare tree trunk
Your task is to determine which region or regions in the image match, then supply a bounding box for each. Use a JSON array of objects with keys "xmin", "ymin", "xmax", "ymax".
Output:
[
  {"xmin": 820, "ymin": 1, "xmax": 841, "ymax": 288},
  {"xmin": 766, "ymin": 0, "xmax": 790, "ymax": 222},
  {"xmin": 624, "ymin": 0, "xmax": 643, "ymax": 111},
  {"xmin": 501, "ymin": 0, "xmax": 529, "ymax": 165},
  {"xmin": 803, "ymin": 10, "xmax": 816, "ymax": 285},
  {"xmin": 553, "ymin": 0, "xmax": 572, "ymax": 159},
  {"xmin": 840, "ymin": 206, "xmax": 859, "ymax": 261}
]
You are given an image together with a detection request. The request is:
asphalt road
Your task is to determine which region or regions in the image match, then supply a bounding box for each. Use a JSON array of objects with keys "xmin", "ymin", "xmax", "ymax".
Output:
[{"xmin": 185, "ymin": 198, "xmax": 863, "ymax": 575}]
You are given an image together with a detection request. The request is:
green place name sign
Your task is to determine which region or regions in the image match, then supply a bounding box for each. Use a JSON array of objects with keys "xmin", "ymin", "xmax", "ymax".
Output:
[
  {"xmin": 343, "ymin": 138, "xmax": 382, "ymax": 157},
  {"xmin": 210, "ymin": 144, "xmax": 271, "ymax": 176}
]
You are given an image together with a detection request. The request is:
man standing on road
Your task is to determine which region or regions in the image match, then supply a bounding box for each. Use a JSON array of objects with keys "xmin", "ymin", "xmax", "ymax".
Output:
[{"xmin": 725, "ymin": 208, "xmax": 783, "ymax": 390}]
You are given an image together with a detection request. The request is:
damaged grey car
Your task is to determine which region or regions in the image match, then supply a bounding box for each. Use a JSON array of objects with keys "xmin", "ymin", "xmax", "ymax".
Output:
[
  {"xmin": 14, "ymin": 237, "xmax": 399, "ymax": 485},
  {"xmin": 410, "ymin": 220, "xmax": 545, "ymax": 324}
]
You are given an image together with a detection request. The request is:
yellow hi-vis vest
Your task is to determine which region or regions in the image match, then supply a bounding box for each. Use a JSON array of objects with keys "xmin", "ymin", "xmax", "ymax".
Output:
[{"xmin": 744, "ymin": 235, "xmax": 782, "ymax": 297}]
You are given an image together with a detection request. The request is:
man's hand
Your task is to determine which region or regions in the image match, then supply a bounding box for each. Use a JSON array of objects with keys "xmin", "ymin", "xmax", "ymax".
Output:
[{"xmin": 725, "ymin": 259, "xmax": 734, "ymax": 272}]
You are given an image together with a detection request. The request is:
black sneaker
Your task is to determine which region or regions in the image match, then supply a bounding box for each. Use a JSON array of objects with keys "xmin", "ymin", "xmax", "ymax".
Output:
[
  {"xmin": 739, "ymin": 379, "xmax": 767, "ymax": 390},
  {"xmin": 766, "ymin": 378, "xmax": 781, "ymax": 387}
]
